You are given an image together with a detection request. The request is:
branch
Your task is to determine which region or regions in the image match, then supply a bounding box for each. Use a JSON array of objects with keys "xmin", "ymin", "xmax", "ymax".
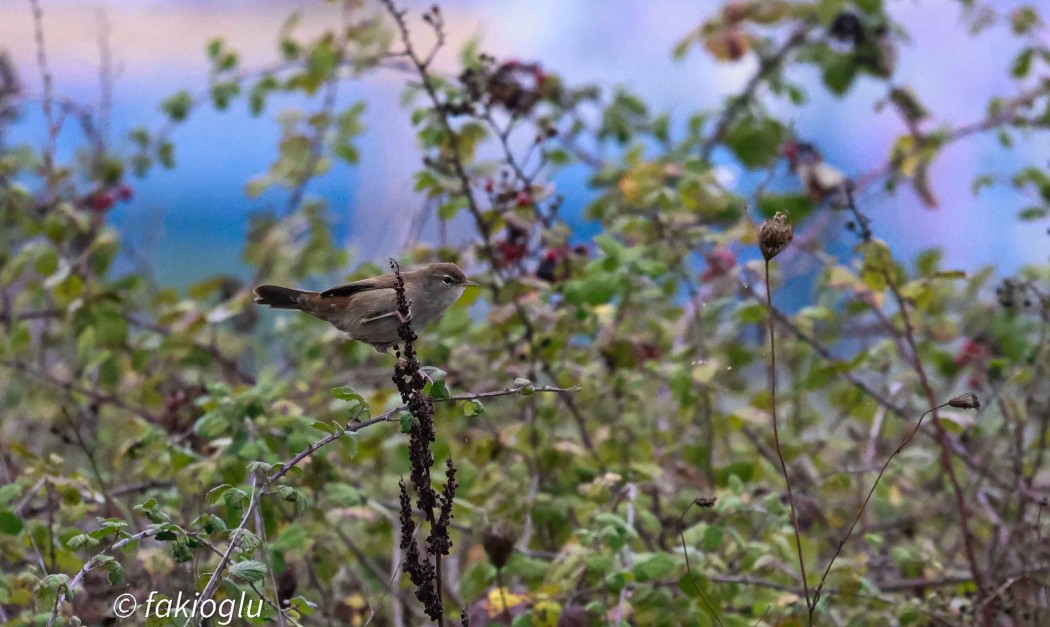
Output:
[
  {"xmin": 699, "ymin": 25, "xmax": 810, "ymax": 162},
  {"xmin": 265, "ymin": 384, "xmax": 575, "ymax": 486},
  {"xmin": 46, "ymin": 529, "xmax": 158, "ymax": 627},
  {"xmin": 379, "ymin": 0, "xmax": 496, "ymax": 257},
  {"xmin": 194, "ymin": 476, "xmax": 259, "ymax": 623}
]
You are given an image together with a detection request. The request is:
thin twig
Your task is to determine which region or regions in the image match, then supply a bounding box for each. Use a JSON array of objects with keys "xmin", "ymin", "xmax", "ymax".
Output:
[
  {"xmin": 46, "ymin": 529, "xmax": 158, "ymax": 627},
  {"xmin": 811, "ymin": 403, "xmax": 948, "ymax": 609},
  {"xmin": 266, "ymin": 384, "xmax": 576, "ymax": 486},
  {"xmin": 678, "ymin": 500, "xmax": 725, "ymax": 627}
]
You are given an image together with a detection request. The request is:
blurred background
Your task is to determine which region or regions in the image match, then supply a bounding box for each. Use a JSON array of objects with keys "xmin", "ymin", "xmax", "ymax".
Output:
[{"xmin": 1, "ymin": 0, "xmax": 1046, "ymax": 287}]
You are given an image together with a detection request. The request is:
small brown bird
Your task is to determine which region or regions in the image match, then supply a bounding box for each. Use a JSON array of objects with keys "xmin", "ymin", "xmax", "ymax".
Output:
[
  {"xmin": 254, "ymin": 262, "xmax": 477, "ymax": 352},
  {"xmin": 782, "ymin": 141, "xmax": 847, "ymax": 205}
]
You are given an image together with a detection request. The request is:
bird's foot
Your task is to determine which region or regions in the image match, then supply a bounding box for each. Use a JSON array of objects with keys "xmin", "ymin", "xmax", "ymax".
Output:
[{"xmin": 395, "ymin": 304, "xmax": 413, "ymax": 325}]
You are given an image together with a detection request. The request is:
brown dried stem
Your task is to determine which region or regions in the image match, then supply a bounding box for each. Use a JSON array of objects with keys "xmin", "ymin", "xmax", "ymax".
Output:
[{"xmin": 764, "ymin": 259, "xmax": 812, "ymax": 617}]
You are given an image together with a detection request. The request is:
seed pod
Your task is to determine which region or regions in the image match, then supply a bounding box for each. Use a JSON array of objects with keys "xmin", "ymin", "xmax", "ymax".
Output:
[
  {"xmin": 758, "ymin": 211, "xmax": 794, "ymax": 260},
  {"xmin": 481, "ymin": 520, "xmax": 518, "ymax": 569},
  {"xmin": 694, "ymin": 495, "xmax": 718, "ymax": 508},
  {"xmin": 948, "ymin": 393, "xmax": 980, "ymax": 410}
]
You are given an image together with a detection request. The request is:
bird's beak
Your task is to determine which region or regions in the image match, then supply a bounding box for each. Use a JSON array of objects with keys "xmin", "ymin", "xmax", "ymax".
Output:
[{"xmin": 462, "ymin": 280, "xmax": 479, "ymax": 287}]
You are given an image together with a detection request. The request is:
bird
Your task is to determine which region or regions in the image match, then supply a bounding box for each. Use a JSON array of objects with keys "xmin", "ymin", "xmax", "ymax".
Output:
[
  {"xmin": 782, "ymin": 141, "xmax": 848, "ymax": 205},
  {"xmin": 253, "ymin": 262, "xmax": 477, "ymax": 352}
]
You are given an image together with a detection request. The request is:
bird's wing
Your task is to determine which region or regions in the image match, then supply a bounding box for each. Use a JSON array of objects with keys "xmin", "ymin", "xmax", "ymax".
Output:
[
  {"xmin": 320, "ymin": 274, "xmax": 397, "ymax": 298},
  {"xmin": 348, "ymin": 288, "xmax": 400, "ymax": 326},
  {"xmin": 361, "ymin": 311, "xmax": 399, "ymax": 324}
]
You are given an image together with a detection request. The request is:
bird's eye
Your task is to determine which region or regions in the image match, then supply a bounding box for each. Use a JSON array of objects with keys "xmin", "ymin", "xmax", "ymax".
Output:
[{"xmin": 442, "ymin": 276, "xmax": 452, "ymax": 285}]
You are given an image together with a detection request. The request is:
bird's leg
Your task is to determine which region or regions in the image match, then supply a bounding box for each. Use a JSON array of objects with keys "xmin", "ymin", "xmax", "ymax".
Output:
[{"xmin": 395, "ymin": 301, "xmax": 413, "ymax": 325}]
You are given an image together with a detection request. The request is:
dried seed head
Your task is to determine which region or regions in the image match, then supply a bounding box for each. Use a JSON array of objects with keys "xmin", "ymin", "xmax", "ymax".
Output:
[
  {"xmin": 948, "ymin": 393, "xmax": 980, "ymax": 410},
  {"xmin": 481, "ymin": 520, "xmax": 518, "ymax": 569},
  {"xmin": 694, "ymin": 495, "xmax": 718, "ymax": 508},
  {"xmin": 758, "ymin": 211, "xmax": 794, "ymax": 261}
]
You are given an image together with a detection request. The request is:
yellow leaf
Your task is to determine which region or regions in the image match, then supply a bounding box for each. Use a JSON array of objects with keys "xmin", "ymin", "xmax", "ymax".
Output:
[
  {"xmin": 486, "ymin": 587, "xmax": 530, "ymax": 617},
  {"xmin": 888, "ymin": 484, "xmax": 902, "ymax": 506},
  {"xmin": 891, "ymin": 135, "xmax": 921, "ymax": 178}
]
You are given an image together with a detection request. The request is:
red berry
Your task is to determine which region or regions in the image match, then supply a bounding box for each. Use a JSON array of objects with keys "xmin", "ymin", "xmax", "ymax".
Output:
[
  {"xmin": 484, "ymin": 179, "xmax": 494, "ymax": 193},
  {"xmin": 115, "ymin": 184, "xmax": 133, "ymax": 201},
  {"xmin": 516, "ymin": 192, "xmax": 531, "ymax": 207},
  {"xmin": 955, "ymin": 339, "xmax": 989, "ymax": 367},
  {"xmin": 701, "ymin": 247, "xmax": 737, "ymax": 281},
  {"xmin": 87, "ymin": 191, "xmax": 115, "ymax": 212}
]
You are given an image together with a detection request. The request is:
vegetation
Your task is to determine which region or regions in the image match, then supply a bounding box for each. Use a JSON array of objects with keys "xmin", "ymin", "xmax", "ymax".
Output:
[{"xmin": 1, "ymin": 0, "xmax": 1049, "ymax": 625}]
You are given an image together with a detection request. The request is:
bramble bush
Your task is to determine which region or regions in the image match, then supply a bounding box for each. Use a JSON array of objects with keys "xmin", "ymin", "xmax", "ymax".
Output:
[{"xmin": 1, "ymin": 1, "xmax": 1049, "ymax": 625}]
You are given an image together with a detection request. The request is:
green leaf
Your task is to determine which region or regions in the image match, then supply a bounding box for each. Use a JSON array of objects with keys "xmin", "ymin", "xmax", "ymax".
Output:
[
  {"xmin": 420, "ymin": 366, "xmax": 447, "ymax": 382},
  {"xmin": 464, "ymin": 399, "xmax": 485, "ymax": 417},
  {"xmin": 333, "ymin": 386, "xmax": 366, "ymax": 402},
  {"xmin": 399, "ymin": 411, "xmax": 418, "ymax": 433},
  {"xmin": 1019, "ymin": 205, "xmax": 1048, "ymax": 221},
  {"xmin": 0, "ymin": 484, "xmax": 20, "ymax": 506},
  {"xmin": 0, "ymin": 510, "xmax": 23, "ymax": 535},
  {"xmin": 700, "ymin": 525, "xmax": 723, "ymax": 551},
  {"xmin": 37, "ymin": 573, "xmax": 71, "ymax": 594},
  {"xmin": 228, "ymin": 560, "xmax": 267, "ymax": 584},
  {"xmin": 222, "ymin": 487, "xmax": 248, "ymax": 509},
  {"xmin": 206, "ymin": 38, "xmax": 223, "ymax": 59},
  {"xmin": 272, "ymin": 524, "xmax": 309, "ymax": 552},
  {"xmin": 105, "ymin": 559, "xmax": 124, "ymax": 586},
  {"xmin": 633, "ymin": 552, "xmax": 676, "ymax": 582},
  {"xmin": 160, "ymin": 90, "xmax": 194, "ymax": 122},
  {"xmin": 724, "ymin": 114, "xmax": 785, "ymax": 168},
  {"xmin": 276, "ymin": 486, "xmax": 310, "ymax": 517},
  {"xmin": 757, "ymin": 193, "xmax": 815, "ymax": 221},
  {"xmin": 67, "ymin": 533, "xmax": 98, "ymax": 549},
  {"xmin": 192, "ymin": 514, "xmax": 228, "ymax": 535},
  {"xmin": 310, "ymin": 420, "xmax": 340, "ymax": 435},
  {"xmin": 338, "ymin": 431, "xmax": 359, "ymax": 458},
  {"xmin": 1012, "ymin": 48, "xmax": 1034, "ymax": 78},
  {"xmin": 430, "ymin": 380, "xmax": 450, "ymax": 401},
  {"xmin": 246, "ymin": 460, "xmax": 274, "ymax": 474},
  {"xmin": 822, "ymin": 51, "xmax": 860, "ymax": 95},
  {"xmin": 514, "ymin": 378, "xmax": 535, "ymax": 395}
]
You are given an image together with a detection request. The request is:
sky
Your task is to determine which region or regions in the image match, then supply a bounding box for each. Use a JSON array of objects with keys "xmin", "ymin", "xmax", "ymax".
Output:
[{"xmin": 1, "ymin": 0, "xmax": 1047, "ymax": 287}]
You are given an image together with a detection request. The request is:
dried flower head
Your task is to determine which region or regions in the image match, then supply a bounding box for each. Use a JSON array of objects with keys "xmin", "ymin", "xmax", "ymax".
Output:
[
  {"xmin": 694, "ymin": 495, "xmax": 718, "ymax": 508},
  {"xmin": 758, "ymin": 211, "xmax": 794, "ymax": 261},
  {"xmin": 948, "ymin": 393, "xmax": 980, "ymax": 410},
  {"xmin": 481, "ymin": 520, "xmax": 518, "ymax": 569}
]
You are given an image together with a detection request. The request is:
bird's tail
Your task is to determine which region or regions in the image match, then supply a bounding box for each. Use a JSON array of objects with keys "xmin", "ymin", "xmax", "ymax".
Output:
[{"xmin": 253, "ymin": 285, "xmax": 316, "ymax": 310}]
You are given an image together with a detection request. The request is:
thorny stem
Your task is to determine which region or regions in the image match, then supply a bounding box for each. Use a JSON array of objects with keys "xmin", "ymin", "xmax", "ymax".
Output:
[{"xmin": 765, "ymin": 259, "xmax": 812, "ymax": 617}]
